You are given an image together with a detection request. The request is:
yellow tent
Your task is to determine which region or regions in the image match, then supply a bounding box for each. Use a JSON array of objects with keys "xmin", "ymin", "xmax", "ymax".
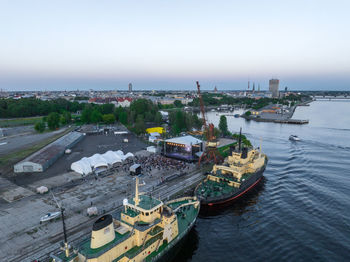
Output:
[{"xmin": 146, "ymin": 127, "xmax": 165, "ymax": 134}]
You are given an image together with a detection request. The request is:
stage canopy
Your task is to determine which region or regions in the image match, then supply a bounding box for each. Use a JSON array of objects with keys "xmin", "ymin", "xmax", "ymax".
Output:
[
  {"xmin": 164, "ymin": 135, "xmax": 203, "ymax": 162},
  {"xmin": 165, "ymin": 135, "xmax": 202, "ymax": 146}
]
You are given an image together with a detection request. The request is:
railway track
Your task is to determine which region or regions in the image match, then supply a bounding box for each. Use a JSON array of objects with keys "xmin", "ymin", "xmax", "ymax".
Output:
[{"xmin": 9, "ymin": 171, "xmax": 204, "ymax": 262}]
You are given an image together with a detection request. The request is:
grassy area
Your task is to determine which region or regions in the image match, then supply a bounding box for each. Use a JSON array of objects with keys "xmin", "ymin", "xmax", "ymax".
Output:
[
  {"xmin": 0, "ymin": 126, "xmax": 75, "ymax": 174},
  {"xmin": 218, "ymin": 142, "xmax": 237, "ymax": 158},
  {"xmin": 0, "ymin": 116, "xmax": 43, "ymax": 128}
]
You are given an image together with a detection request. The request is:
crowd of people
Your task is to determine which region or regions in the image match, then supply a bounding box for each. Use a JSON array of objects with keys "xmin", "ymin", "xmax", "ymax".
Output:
[{"xmin": 134, "ymin": 154, "xmax": 193, "ymax": 173}]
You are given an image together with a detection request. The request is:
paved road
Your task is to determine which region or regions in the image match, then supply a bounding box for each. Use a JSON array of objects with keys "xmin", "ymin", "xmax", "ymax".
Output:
[{"xmin": 0, "ymin": 127, "xmax": 68, "ymax": 156}]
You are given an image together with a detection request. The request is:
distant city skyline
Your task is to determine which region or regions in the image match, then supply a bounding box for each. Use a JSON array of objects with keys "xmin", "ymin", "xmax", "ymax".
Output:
[{"xmin": 1, "ymin": 0, "xmax": 349, "ymax": 91}]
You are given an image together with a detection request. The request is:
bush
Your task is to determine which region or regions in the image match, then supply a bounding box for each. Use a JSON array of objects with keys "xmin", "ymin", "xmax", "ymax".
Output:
[
  {"xmin": 47, "ymin": 112, "xmax": 60, "ymax": 130},
  {"xmin": 34, "ymin": 122, "xmax": 45, "ymax": 133},
  {"xmin": 102, "ymin": 114, "xmax": 115, "ymax": 124}
]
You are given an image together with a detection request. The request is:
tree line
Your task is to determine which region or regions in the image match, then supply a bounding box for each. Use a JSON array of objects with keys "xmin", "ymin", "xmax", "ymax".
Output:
[
  {"xmin": 2, "ymin": 97, "xmax": 205, "ymax": 136},
  {"xmin": 0, "ymin": 98, "xmax": 84, "ymax": 118},
  {"xmin": 188, "ymin": 93, "xmax": 309, "ymax": 110}
]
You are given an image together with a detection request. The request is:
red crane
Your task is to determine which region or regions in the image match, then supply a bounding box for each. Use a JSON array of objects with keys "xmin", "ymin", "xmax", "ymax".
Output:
[{"xmin": 196, "ymin": 81, "xmax": 222, "ymax": 165}]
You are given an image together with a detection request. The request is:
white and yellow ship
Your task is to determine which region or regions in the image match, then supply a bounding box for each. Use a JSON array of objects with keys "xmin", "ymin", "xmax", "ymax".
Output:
[
  {"xmin": 195, "ymin": 145, "xmax": 268, "ymax": 206},
  {"xmin": 51, "ymin": 177, "xmax": 200, "ymax": 262}
]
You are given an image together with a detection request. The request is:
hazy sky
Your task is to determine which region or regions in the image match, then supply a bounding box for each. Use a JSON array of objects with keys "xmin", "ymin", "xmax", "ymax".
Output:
[{"xmin": 0, "ymin": 0, "xmax": 349, "ymax": 91}]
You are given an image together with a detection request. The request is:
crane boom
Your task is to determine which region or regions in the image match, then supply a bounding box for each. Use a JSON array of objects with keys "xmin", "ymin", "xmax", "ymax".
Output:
[
  {"xmin": 196, "ymin": 81, "xmax": 222, "ymax": 165},
  {"xmin": 196, "ymin": 81, "xmax": 207, "ymax": 129}
]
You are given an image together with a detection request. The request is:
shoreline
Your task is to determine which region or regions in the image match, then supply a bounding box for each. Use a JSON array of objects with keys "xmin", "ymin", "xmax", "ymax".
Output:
[{"xmin": 241, "ymin": 100, "xmax": 312, "ymax": 124}]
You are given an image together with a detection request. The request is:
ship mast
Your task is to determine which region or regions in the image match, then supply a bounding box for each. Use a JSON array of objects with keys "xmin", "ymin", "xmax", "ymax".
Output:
[
  {"xmin": 61, "ymin": 207, "xmax": 69, "ymax": 258},
  {"xmin": 52, "ymin": 192, "xmax": 70, "ymax": 258},
  {"xmin": 134, "ymin": 177, "xmax": 140, "ymax": 206},
  {"xmin": 238, "ymin": 127, "xmax": 242, "ymax": 152}
]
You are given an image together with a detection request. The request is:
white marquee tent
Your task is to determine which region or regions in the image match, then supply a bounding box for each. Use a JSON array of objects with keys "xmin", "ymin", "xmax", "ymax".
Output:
[{"xmin": 71, "ymin": 150, "xmax": 134, "ymax": 175}]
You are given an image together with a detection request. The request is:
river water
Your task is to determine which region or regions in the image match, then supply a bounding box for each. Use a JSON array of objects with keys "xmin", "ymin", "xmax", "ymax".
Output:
[{"xmin": 174, "ymin": 100, "xmax": 350, "ymax": 262}]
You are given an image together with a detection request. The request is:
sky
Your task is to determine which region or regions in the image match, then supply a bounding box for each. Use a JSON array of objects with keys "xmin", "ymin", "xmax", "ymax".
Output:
[{"xmin": 0, "ymin": 0, "xmax": 349, "ymax": 91}]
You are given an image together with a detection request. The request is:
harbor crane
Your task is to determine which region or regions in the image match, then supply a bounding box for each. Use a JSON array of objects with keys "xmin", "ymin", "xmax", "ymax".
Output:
[{"xmin": 196, "ymin": 81, "xmax": 223, "ymax": 165}]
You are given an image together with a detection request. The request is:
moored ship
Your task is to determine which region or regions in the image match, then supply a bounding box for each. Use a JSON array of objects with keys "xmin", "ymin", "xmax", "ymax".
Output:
[
  {"xmin": 195, "ymin": 136, "xmax": 268, "ymax": 207},
  {"xmin": 51, "ymin": 177, "xmax": 200, "ymax": 262}
]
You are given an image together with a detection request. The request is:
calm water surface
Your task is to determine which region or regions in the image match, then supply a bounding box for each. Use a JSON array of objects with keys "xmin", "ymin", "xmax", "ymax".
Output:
[{"xmin": 174, "ymin": 101, "xmax": 350, "ymax": 262}]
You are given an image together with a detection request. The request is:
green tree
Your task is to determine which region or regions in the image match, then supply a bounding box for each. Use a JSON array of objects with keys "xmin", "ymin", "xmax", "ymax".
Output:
[
  {"xmin": 102, "ymin": 114, "xmax": 115, "ymax": 124},
  {"xmin": 173, "ymin": 100, "xmax": 183, "ymax": 108},
  {"xmin": 119, "ymin": 111, "xmax": 128, "ymax": 125},
  {"xmin": 245, "ymin": 111, "xmax": 252, "ymax": 116},
  {"xmin": 154, "ymin": 112, "xmax": 162, "ymax": 125},
  {"xmin": 60, "ymin": 111, "xmax": 71, "ymax": 125},
  {"xmin": 145, "ymin": 111, "xmax": 154, "ymax": 122},
  {"xmin": 47, "ymin": 112, "xmax": 60, "ymax": 130},
  {"xmin": 134, "ymin": 115, "xmax": 145, "ymax": 135},
  {"xmin": 100, "ymin": 104, "xmax": 114, "ymax": 114},
  {"xmin": 34, "ymin": 122, "xmax": 45, "ymax": 133},
  {"xmin": 91, "ymin": 109, "xmax": 102, "ymax": 123},
  {"xmin": 192, "ymin": 114, "xmax": 202, "ymax": 130},
  {"xmin": 175, "ymin": 111, "xmax": 185, "ymax": 131},
  {"xmin": 81, "ymin": 105, "xmax": 93, "ymax": 123},
  {"xmin": 219, "ymin": 115, "xmax": 229, "ymax": 136}
]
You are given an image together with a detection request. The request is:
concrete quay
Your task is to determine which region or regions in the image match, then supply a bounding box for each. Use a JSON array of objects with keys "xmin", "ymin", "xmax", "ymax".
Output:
[
  {"xmin": 1, "ymin": 151, "xmax": 205, "ymax": 262},
  {"xmin": 242, "ymin": 103, "xmax": 309, "ymax": 124}
]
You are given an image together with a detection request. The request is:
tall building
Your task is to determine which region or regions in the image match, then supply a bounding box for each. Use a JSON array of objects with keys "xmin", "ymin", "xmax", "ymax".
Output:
[
  {"xmin": 128, "ymin": 83, "xmax": 132, "ymax": 92},
  {"xmin": 269, "ymin": 79, "xmax": 279, "ymax": 98}
]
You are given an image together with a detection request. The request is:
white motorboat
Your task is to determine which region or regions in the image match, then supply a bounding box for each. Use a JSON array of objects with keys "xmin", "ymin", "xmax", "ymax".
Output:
[
  {"xmin": 40, "ymin": 211, "xmax": 61, "ymax": 223},
  {"xmin": 289, "ymin": 135, "xmax": 301, "ymax": 141}
]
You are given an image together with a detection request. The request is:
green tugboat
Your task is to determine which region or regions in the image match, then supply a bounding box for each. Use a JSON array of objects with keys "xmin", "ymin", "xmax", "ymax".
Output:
[
  {"xmin": 51, "ymin": 177, "xmax": 200, "ymax": 262},
  {"xmin": 195, "ymin": 132, "xmax": 268, "ymax": 207}
]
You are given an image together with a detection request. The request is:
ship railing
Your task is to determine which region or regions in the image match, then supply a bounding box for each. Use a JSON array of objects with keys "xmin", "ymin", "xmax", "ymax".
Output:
[
  {"xmin": 155, "ymin": 238, "xmax": 162, "ymax": 252},
  {"xmin": 173, "ymin": 202, "xmax": 198, "ymax": 213},
  {"xmin": 166, "ymin": 196, "xmax": 197, "ymax": 205}
]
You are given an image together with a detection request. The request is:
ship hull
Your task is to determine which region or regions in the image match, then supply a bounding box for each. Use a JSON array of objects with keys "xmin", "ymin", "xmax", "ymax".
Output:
[
  {"xmin": 152, "ymin": 217, "xmax": 197, "ymax": 262},
  {"xmin": 198, "ymin": 164, "xmax": 266, "ymax": 207},
  {"xmin": 149, "ymin": 206, "xmax": 199, "ymax": 262}
]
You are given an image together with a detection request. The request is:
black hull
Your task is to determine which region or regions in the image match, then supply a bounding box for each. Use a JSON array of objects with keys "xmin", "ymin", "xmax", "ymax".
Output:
[{"xmin": 199, "ymin": 164, "xmax": 266, "ymax": 207}]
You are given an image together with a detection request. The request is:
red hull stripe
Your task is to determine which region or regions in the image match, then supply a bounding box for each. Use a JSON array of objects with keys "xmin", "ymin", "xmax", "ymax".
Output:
[{"xmin": 207, "ymin": 177, "xmax": 263, "ymax": 206}]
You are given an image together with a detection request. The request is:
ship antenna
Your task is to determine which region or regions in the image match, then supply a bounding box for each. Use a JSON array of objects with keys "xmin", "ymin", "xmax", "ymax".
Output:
[
  {"xmin": 238, "ymin": 127, "xmax": 242, "ymax": 152},
  {"xmin": 52, "ymin": 192, "xmax": 70, "ymax": 258}
]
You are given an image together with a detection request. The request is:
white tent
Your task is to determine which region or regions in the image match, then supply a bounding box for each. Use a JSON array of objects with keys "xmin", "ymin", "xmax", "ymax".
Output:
[
  {"xmin": 89, "ymin": 154, "xmax": 108, "ymax": 169},
  {"xmin": 71, "ymin": 157, "xmax": 92, "ymax": 175},
  {"xmin": 124, "ymin": 152, "xmax": 134, "ymax": 160},
  {"xmin": 149, "ymin": 136, "xmax": 157, "ymax": 142},
  {"xmin": 147, "ymin": 146, "xmax": 157, "ymax": 153},
  {"xmin": 102, "ymin": 151, "xmax": 122, "ymax": 165},
  {"xmin": 70, "ymin": 150, "xmax": 134, "ymax": 175}
]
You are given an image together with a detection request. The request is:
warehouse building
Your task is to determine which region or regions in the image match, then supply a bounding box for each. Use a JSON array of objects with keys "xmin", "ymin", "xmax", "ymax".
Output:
[{"xmin": 14, "ymin": 131, "xmax": 84, "ymax": 173}]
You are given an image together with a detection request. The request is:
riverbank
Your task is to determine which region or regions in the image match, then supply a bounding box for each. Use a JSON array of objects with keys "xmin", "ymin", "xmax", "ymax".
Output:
[{"xmin": 241, "ymin": 101, "xmax": 312, "ymax": 124}]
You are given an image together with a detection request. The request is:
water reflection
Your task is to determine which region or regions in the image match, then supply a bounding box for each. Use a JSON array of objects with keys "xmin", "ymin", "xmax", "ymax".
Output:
[{"xmin": 171, "ymin": 227, "xmax": 199, "ymax": 262}]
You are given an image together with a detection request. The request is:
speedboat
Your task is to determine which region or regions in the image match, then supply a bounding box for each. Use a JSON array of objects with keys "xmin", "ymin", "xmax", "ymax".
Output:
[
  {"xmin": 40, "ymin": 211, "xmax": 61, "ymax": 223},
  {"xmin": 289, "ymin": 135, "xmax": 301, "ymax": 141}
]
